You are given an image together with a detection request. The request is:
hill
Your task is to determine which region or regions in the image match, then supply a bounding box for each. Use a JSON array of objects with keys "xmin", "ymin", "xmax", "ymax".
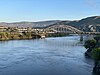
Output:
[
  {"xmin": 52, "ymin": 16, "xmax": 100, "ymax": 32},
  {"xmin": 0, "ymin": 20, "xmax": 60, "ymax": 28},
  {"xmin": 67, "ymin": 16, "xmax": 100, "ymax": 31},
  {"xmin": 0, "ymin": 16, "xmax": 100, "ymax": 32}
]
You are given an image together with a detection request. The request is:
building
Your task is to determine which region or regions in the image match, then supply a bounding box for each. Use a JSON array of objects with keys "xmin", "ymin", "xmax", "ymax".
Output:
[{"xmin": 0, "ymin": 26, "xmax": 8, "ymax": 32}]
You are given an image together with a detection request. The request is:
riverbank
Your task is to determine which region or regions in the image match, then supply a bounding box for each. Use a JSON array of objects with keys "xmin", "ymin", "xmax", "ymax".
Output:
[
  {"xmin": 0, "ymin": 32, "xmax": 69, "ymax": 41},
  {"xmin": 0, "ymin": 32, "xmax": 33, "ymax": 41},
  {"xmin": 46, "ymin": 32, "xmax": 69, "ymax": 37},
  {"xmin": 84, "ymin": 35, "xmax": 100, "ymax": 74}
]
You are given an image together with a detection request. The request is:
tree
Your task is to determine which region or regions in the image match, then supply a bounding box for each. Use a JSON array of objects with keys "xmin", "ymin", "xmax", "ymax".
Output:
[
  {"xmin": 94, "ymin": 35, "xmax": 100, "ymax": 42},
  {"xmin": 92, "ymin": 48, "xmax": 100, "ymax": 61},
  {"xmin": 84, "ymin": 39, "xmax": 97, "ymax": 51},
  {"xmin": 92, "ymin": 48, "xmax": 100, "ymax": 73}
]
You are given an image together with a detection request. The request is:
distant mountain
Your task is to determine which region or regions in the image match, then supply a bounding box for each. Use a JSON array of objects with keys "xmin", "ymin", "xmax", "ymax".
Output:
[
  {"xmin": 67, "ymin": 16, "xmax": 100, "ymax": 31},
  {"xmin": 0, "ymin": 20, "xmax": 60, "ymax": 28},
  {"xmin": 0, "ymin": 16, "xmax": 100, "ymax": 32},
  {"xmin": 52, "ymin": 16, "xmax": 100, "ymax": 32}
]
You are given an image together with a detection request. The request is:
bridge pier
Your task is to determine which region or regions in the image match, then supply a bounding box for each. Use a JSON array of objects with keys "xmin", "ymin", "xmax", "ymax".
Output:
[{"xmin": 80, "ymin": 33, "xmax": 83, "ymax": 41}]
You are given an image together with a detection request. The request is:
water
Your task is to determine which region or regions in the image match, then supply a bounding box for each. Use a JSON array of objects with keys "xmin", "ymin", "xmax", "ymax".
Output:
[{"xmin": 0, "ymin": 35, "xmax": 94, "ymax": 75}]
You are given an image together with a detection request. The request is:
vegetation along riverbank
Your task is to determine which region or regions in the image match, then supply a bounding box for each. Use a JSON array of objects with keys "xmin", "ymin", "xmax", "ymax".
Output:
[
  {"xmin": 0, "ymin": 32, "xmax": 33, "ymax": 41},
  {"xmin": 84, "ymin": 35, "xmax": 100, "ymax": 74}
]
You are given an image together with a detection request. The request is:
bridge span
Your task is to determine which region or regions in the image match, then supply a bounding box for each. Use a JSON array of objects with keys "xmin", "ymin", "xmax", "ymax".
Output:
[
  {"xmin": 31, "ymin": 25, "xmax": 100, "ymax": 38},
  {"xmin": 45, "ymin": 25, "xmax": 83, "ymax": 34}
]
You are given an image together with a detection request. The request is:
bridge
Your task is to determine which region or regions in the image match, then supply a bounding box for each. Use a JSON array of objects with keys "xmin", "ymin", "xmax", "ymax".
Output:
[
  {"xmin": 30, "ymin": 25, "xmax": 100, "ymax": 39},
  {"xmin": 45, "ymin": 25, "xmax": 83, "ymax": 34}
]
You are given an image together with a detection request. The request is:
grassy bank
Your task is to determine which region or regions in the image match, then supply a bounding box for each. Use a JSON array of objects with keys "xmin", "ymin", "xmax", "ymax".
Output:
[{"xmin": 0, "ymin": 32, "xmax": 33, "ymax": 41}]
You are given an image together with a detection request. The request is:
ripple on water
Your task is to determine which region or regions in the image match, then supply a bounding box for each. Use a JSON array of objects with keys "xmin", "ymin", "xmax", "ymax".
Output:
[
  {"xmin": 0, "ymin": 36, "xmax": 94, "ymax": 75},
  {"xmin": 0, "ymin": 65, "xmax": 8, "ymax": 70}
]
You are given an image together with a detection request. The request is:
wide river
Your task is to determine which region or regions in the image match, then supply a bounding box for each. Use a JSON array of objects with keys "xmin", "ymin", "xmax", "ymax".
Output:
[{"xmin": 0, "ymin": 35, "xmax": 94, "ymax": 75}]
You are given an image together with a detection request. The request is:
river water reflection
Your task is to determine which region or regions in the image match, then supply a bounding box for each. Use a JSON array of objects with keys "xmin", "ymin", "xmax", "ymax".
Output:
[{"xmin": 0, "ymin": 35, "xmax": 94, "ymax": 75}]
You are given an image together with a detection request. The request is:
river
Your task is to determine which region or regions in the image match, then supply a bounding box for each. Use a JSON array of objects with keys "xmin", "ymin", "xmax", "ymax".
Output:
[{"xmin": 0, "ymin": 35, "xmax": 94, "ymax": 75}]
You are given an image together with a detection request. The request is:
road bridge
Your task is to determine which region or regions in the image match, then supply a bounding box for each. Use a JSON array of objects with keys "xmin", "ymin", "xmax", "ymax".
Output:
[{"xmin": 45, "ymin": 25, "xmax": 83, "ymax": 34}]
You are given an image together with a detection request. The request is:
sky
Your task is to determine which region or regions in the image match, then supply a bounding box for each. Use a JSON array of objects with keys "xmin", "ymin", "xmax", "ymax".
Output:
[{"xmin": 0, "ymin": 0, "xmax": 100, "ymax": 22}]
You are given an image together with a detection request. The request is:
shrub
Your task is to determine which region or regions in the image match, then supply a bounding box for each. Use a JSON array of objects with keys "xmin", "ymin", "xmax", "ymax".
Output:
[
  {"xmin": 84, "ymin": 39, "xmax": 97, "ymax": 49},
  {"xmin": 92, "ymin": 48, "xmax": 100, "ymax": 61}
]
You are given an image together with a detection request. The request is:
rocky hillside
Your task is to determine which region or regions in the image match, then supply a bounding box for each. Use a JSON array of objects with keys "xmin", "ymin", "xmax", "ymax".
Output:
[
  {"xmin": 0, "ymin": 16, "xmax": 100, "ymax": 32},
  {"xmin": 52, "ymin": 16, "xmax": 100, "ymax": 32},
  {"xmin": 67, "ymin": 16, "xmax": 100, "ymax": 32}
]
